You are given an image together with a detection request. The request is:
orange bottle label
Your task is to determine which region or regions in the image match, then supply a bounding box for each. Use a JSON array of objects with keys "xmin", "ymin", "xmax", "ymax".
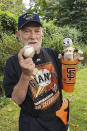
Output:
[{"xmin": 62, "ymin": 58, "xmax": 78, "ymax": 92}]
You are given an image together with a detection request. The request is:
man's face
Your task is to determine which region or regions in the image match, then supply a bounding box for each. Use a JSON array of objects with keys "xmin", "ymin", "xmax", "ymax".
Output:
[{"xmin": 18, "ymin": 23, "xmax": 42, "ymax": 53}]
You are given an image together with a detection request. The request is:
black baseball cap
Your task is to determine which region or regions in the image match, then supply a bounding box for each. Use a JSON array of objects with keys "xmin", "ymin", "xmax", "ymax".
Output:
[{"xmin": 18, "ymin": 12, "xmax": 42, "ymax": 30}]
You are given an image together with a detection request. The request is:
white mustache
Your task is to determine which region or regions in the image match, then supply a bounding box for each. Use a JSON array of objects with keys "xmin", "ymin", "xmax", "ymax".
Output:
[{"xmin": 27, "ymin": 40, "xmax": 38, "ymax": 43}]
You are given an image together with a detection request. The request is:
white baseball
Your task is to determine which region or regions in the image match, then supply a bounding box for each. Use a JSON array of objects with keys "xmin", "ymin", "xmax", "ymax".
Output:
[{"xmin": 24, "ymin": 45, "xmax": 35, "ymax": 58}]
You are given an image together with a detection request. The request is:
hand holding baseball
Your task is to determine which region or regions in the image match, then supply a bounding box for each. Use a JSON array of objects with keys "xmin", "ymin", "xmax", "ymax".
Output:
[{"xmin": 18, "ymin": 46, "xmax": 35, "ymax": 76}]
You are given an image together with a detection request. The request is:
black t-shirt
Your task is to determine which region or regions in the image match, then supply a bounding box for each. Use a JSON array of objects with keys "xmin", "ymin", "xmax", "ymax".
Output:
[{"xmin": 3, "ymin": 48, "xmax": 63, "ymax": 117}]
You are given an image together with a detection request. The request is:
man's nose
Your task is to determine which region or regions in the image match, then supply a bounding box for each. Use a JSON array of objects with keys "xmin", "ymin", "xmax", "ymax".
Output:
[{"xmin": 30, "ymin": 31, "xmax": 36, "ymax": 39}]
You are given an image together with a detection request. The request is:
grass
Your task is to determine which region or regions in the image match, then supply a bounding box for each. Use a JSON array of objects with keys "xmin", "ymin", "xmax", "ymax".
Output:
[
  {"xmin": 0, "ymin": 102, "xmax": 20, "ymax": 131},
  {"xmin": 0, "ymin": 67, "xmax": 87, "ymax": 131},
  {"xmin": 0, "ymin": 75, "xmax": 20, "ymax": 131}
]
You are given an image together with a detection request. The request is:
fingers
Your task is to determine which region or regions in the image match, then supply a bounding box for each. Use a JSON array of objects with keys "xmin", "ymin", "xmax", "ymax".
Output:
[
  {"xmin": 18, "ymin": 48, "xmax": 34, "ymax": 66},
  {"xmin": 22, "ymin": 57, "xmax": 34, "ymax": 66},
  {"xmin": 18, "ymin": 48, "xmax": 25, "ymax": 61},
  {"xmin": 78, "ymin": 57, "xmax": 84, "ymax": 61},
  {"xmin": 74, "ymin": 54, "xmax": 84, "ymax": 61},
  {"xmin": 74, "ymin": 54, "xmax": 80, "ymax": 60},
  {"xmin": 18, "ymin": 47, "xmax": 36, "ymax": 76}
]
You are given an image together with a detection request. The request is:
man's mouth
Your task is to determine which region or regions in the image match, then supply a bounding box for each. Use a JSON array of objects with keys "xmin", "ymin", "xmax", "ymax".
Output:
[{"xmin": 29, "ymin": 42, "xmax": 37, "ymax": 44}]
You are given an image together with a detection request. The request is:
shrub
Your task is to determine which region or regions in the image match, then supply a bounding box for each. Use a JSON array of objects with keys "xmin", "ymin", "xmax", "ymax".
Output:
[
  {"xmin": 81, "ymin": 45, "xmax": 87, "ymax": 65},
  {"xmin": 0, "ymin": 9, "xmax": 17, "ymax": 34},
  {"xmin": 42, "ymin": 20, "xmax": 82, "ymax": 53},
  {"xmin": 0, "ymin": 33, "xmax": 22, "ymax": 73}
]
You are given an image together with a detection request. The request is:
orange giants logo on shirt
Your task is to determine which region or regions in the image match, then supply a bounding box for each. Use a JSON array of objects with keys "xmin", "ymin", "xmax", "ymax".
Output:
[{"xmin": 29, "ymin": 62, "xmax": 60, "ymax": 110}]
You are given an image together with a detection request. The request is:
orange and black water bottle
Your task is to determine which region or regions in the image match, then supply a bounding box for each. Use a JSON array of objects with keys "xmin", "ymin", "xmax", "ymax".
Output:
[{"xmin": 62, "ymin": 58, "xmax": 78, "ymax": 92}]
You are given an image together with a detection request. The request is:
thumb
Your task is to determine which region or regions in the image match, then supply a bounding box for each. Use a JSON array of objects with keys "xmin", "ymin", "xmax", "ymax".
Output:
[{"xmin": 18, "ymin": 48, "xmax": 25, "ymax": 61}]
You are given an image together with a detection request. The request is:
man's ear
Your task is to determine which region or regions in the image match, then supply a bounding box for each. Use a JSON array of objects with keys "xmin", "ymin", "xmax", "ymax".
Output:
[{"xmin": 15, "ymin": 30, "xmax": 21, "ymax": 41}]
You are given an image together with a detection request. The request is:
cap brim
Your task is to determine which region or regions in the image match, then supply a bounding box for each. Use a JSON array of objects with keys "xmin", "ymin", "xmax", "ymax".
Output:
[{"xmin": 18, "ymin": 20, "xmax": 42, "ymax": 30}]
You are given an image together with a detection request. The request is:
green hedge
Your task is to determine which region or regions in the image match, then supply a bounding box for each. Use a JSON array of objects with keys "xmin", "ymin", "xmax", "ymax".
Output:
[
  {"xmin": 42, "ymin": 20, "xmax": 82, "ymax": 53},
  {"xmin": 0, "ymin": 9, "xmax": 17, "ymax": 34},
  {"xmin": 0, "ymin": 33, "xmax": 22, "ymax": 73}
]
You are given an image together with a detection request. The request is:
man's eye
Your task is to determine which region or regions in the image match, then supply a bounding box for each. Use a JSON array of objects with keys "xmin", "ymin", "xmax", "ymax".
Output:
[
  {"xmin": 25, "ymin": 30, "xmax": 30, "ymax": 32},
  {"xmin": 35, "ymin": 30, "xmax": 40, "ymax": 33}
]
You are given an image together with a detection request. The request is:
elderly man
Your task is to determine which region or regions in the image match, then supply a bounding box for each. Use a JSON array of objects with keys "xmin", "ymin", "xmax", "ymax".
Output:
[{"xmin": 4, "ymin": 12, "xmax": 80, "ymax": 131}]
